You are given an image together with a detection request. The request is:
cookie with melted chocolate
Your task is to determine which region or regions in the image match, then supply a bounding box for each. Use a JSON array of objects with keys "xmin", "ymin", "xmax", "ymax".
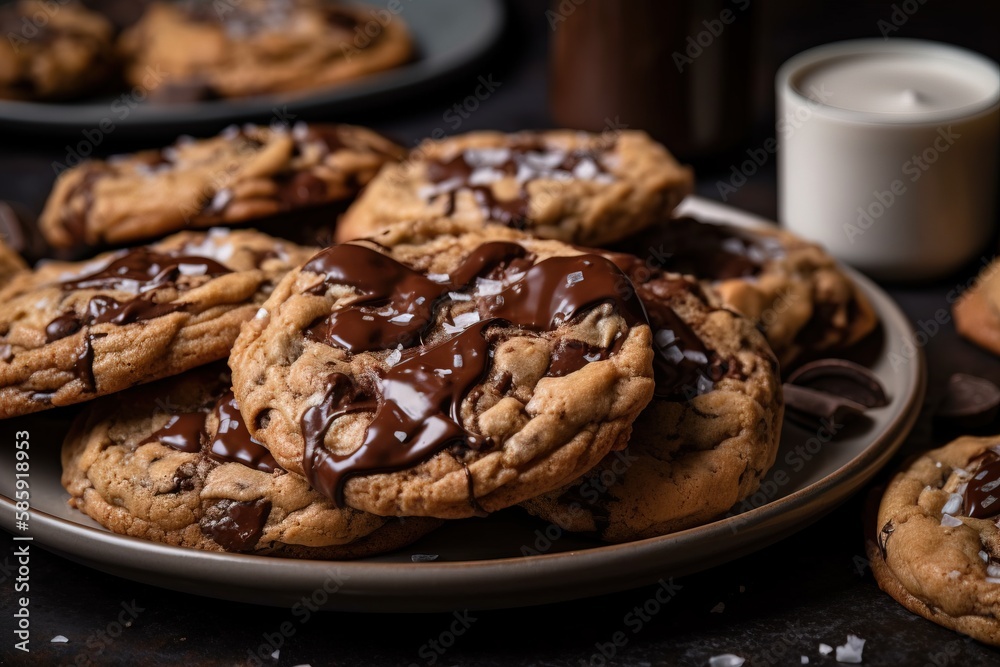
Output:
[
  {"xmin": 118, "ymin": 0, "xmax": 412, "ymax": 100},
  {"xmin": 230, "ymin": 219, "xmax": 657, "ymax": 519},
  {"xmin": 867, "ymin": 435, "xmax": 1000, "ymax": 645},
  {"xmin": 521, "ymin": 264, "xmax": 784, "ymax": 542},
  {"xmin": 40, "ymin": 122, "xmax": 404, "ymax": 250},
  {"xmin": 613, "ymin": 216, "xmax": 878, "ymax": 368},
  {"xmin": 335, "ymin": 130, "xmax": 693, "ymax": 247},
  {"xmin": 0, "ymin": 228, "xmax": 315, "ymax": 418},
  {"xmin": 61, "ymin": 366, "xmax": 440, "ymax": 556}
]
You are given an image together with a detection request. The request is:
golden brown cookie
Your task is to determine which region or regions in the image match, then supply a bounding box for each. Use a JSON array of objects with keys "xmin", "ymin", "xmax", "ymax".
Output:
[
  {"xmin": 867, "ymin": 436, "xmax": 1000, "ymax": 645},
  {"xmin": 230, "ymin": 218, "xmax": 656, "ymax": 519},
  {"xmin": 955, "ymin": 260, "xmax": 1000, "ymax": 358},
  {"xmin": 0, "ymin": 228, "xmax": 315, "ymax": 418},
  {"xmin": 521, "ymin": 258, "xmax": 783, "ymax": 542},
  {"xmin": 119, "ymin": 0, "xmax": 412, "ymax": 100},
  {"xmin": 40, "ymin": 123, "xmax": 404, "ymax": 249},
  {"xmin": 62, "ymin": 366, "xmax": 439, "ymax": 556},
  {"xmin": 613, "ymin": 216, "xmax": 877, "ymax": 368},
  {"xmin": 335, "ymin": 130, "xmax": 693, "ymax": 247},
  {"xmin": 0, "ymin": 1, "xmax": 116, "ymax": 101}
]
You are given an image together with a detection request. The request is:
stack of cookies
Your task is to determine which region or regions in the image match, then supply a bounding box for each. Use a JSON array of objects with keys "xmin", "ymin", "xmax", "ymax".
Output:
[{"xmin": 1, "ymin": 122, "xmax": 879, "ymax": 560}]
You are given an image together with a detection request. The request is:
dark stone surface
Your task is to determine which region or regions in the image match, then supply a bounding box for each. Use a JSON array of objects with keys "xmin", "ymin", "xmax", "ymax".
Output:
[{"xmin": 2, "ymin": 1, "xmax": 1000, "ymax": 665}]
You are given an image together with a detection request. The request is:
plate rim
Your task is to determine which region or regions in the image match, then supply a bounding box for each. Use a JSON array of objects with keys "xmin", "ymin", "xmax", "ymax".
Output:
[{"xmin": 0, "ymin": 196, "xmax": 927, "ymax": 610}]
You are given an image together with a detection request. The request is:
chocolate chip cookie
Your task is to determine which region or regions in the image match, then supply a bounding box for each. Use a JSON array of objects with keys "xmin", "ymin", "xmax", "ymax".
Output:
[
  {"xmin": 0, "ymin": 0, "xmax": 116, "ymax": 101},
  {"xmin": 954, "ymin": 259, "xmax": 1000, "ymax": 358},
  {"xmin": 521, "ymin": 259, "xmax": 783, "ymax": 542},
  {"xmin": 867, "ymin": 436, "xmax": 1000, "ymax": 645},
  {"xmin": 613, "ymin": 216, "xmax": 877, "ymax": 367},
  {"xmin": 335, "ymin": 130, "xmax": 693, "ymax": 247},
  {"xmin": 230, "ymin": 219, "xmax": 656, "ymax": 519},
  {"xmin": 119, "ymin": 0, "xmax": 412, "ymax": 101},
  {"xmin": 62, "ymin": 366, "xmax": 439, "ymax": 556},
  {"xmin": 0, "ymin": 228, "xmax": 315, "ymax": 418},
  {"xmin": 40, "ymin": 123, "xmax": 404, "ymax": 249}
]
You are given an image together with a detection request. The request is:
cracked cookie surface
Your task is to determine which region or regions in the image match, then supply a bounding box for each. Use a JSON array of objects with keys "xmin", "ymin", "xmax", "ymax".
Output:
[
  {"xmin": 230, "ymin": 219, "xmax": 656, "ymax": 519},
  {"xmin": 614, "ymin": 216, "xmax": 877, "ymax": 368},
  {"xmin": 867, "ymin": 436, "xmax": 1000, "ymax": 645},
  {"xmin": 521, "ymin": 256, "xmax": 783, "ymax": 542},
  {"xmin": 0, "ymin": 228, "xmax": 315, "ymax": 418},
  {"xmin": 61, "ymin": 366, "xmax": 439, "ymax": 556},
  {"xmin": 119, "ymin": 0, "xmax": 412, "ymax": 101},
  {"xmin": 335, "ymin": 130, "xmax": 693, "ymax": 247},
  {"xmin": 40, "ymin": 123, "xmax": 403, "ymax": 249}
]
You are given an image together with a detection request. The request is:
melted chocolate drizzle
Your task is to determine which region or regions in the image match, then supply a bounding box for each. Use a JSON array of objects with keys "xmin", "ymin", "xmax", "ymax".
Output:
[
  {"xmin": 424, "ymin": 143, "xmax": 613, "ymax": 228},
  {"xmin": 304, "ymin": 322, "xmax": 494, "ymax": 504},
  {"xmin": 208, "ymin": 392, "xmax": 279, "ymax": 473},
  {"xmin": 59, "ymin": 247, "xmax": 231, "ymax": 293},
  {"xmin": 643, "ymin": 299, "xmax": 729, "ymax": 401},
  {"xmin": 145, "ymin": 412, "xmax": 206, "ymax": 452},
  {"xmin": 304, "ymin": 241, "xmax": 529, "ymax": 352},
  {"xmin": 299, "ymin": 243, "xmax": 654, "ymax": 505},
  {"xmin": 962, "ymin": 450, "xmax": 1000, "ymax": 519},
  {"xmin": 613, "ymin": 217, "xmax": 785, "ymax": 281},
  {"xmin": 43, "ymin": 247, "xmax": 232, "ymax": 359}
]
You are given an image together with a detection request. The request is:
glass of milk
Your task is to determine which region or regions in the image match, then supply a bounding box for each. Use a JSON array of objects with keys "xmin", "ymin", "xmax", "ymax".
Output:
[{"xmin": 777, "ymin": 39, "xmax": 999, "ymax": 281}]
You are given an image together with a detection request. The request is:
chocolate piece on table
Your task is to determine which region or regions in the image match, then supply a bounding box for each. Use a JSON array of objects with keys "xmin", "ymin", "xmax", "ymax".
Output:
[
  {"xmin": 783, "ymin": 358, "xmax": 887, "ymax": 428},
  {"xmin": 935, "ymin": 373, "xmax": 1000, "ymax": 431}
]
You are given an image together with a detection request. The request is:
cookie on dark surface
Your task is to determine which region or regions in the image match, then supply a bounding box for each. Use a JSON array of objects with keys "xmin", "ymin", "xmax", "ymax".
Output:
[
  {"xmin": 62, "ymin": 366, "xmax": 440, "ymax": 556},
  {"xmin": 867, "ymin": 435, "xmax": 1000, "ymax": 645},
  {"xmin": 613, "ymin": 216, "xmax": 877, "ymax": 367},
  {"xmin": 0, "ymin": 228, "xmax": 315, "ymax": 418},
  {"xmin": 230, "ymin": 218, "xmax": 656, "ymax": 519},
  {"xmin": 40, "ymin": 123, "xmax": 404, "ymax": 249},
  {"xmin": 521, "ymin": 258, "xmax": 783, "ymax": 542},
  {"xmin": 0, "ymin": 0, "xmax": 117, "ymax": 101},
  {"xmin": 955, "ymin": 259, "xmax": 1000, "ymax": 359},
  {"xmin": 335, "ymin": 130, "xmax": 693, "ymax": 247},
  {"xmin": 118, "ymin": 0, "xmax": 413, "ymax": 101}
]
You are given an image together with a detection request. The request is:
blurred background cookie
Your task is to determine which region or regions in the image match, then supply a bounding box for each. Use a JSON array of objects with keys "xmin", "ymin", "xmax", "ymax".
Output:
[
  {"xmin": 0, "ymin": 0, "xmax": 117, "ymax": 101},
  {"xmin": 119, "ymin": 0, "xmax": 413, "ymax": 102}
]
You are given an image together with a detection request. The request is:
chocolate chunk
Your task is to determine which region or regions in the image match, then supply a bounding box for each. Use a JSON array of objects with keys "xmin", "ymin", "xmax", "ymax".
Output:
[
  {"xmin": 200, "ymin": 499, "xmax": 271, "ymax": 552},
  {"xmin": 785, "ymin": 359, "xmax": 888, "ymax": 409},
  {"xmin": 782, "ymin": 383, "xmax": 867, "ymax": 428},
  {"xmin": 144, "ymin": 412, "xmax": 207, "ymax": 452},
  {"xmin": 935, "ymin": 373, "xmax": 1000, "ymax": 430},
  {"xmin": 962, "ymin": 450, "xmax": 1000, "ymax": 519},
  {"xmin": 878, "ymin": 520, "xmax": 894, "ymax": 559},
  {"xmin": 207, "ymin": 391, "xmax": 279, "ymax": 473}
]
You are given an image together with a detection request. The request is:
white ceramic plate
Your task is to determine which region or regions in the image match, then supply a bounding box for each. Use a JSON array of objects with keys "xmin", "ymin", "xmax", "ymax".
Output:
[
  {"xmin": 0, "ymin": 196, "xmax": 925, "ymax": 611},
  {"xmin": 0, "ymin": 0, "xmax": 505, "ymax": 136}
]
